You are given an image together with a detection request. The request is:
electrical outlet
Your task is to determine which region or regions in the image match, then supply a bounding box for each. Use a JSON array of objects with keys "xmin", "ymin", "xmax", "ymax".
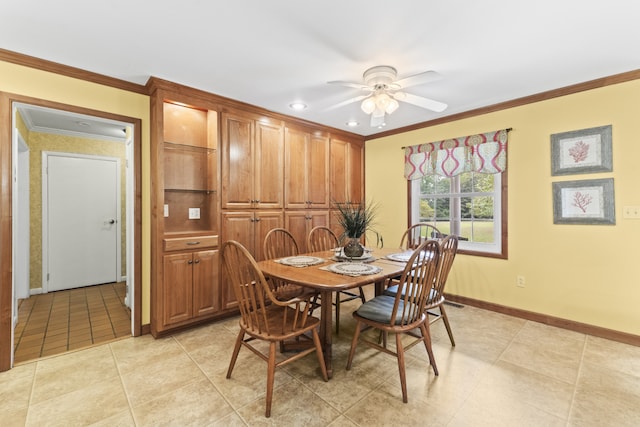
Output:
[
  {"xmin": 623, "ymin": 205, "xmax": 640, "ymax": 219},
  {"xmin": 516, "ymin": 275, "xmax": 526, "ymax": 288},
  {"xmin": 163, "ymin": 204, "xmax": 169, "ymax": 218},
  {"xmin": 188, "ymin": 208, "xmax": 201, "ymax": 219}
]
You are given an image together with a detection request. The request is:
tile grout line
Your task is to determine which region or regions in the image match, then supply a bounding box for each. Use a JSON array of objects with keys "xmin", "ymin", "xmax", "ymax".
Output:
[
  {"xmin": 564, "ymin": 335, "xmax": 588, "ymax": 426},
  {"xmin": 172, "ymin": 335, "xmax": 249, "ymax": 425}
]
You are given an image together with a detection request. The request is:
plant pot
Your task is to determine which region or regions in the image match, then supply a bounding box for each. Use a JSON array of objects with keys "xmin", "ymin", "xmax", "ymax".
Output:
[{"xmin": 343, "ymin": 238, "xmax": 364, "ymax": 258}]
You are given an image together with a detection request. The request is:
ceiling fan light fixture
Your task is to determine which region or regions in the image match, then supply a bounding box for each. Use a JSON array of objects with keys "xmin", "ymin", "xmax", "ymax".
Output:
[
  {"xmin": 386, "ymin": 98, "xmax": 399, "ymax": 114},
  {"xmin": 361, "ymin": 97, "xmax": 376, "ymax": 114}
]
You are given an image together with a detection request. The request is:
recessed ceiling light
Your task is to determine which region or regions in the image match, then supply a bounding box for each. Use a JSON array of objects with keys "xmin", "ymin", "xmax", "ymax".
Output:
[
  {"xmin": 289, "ymin": 102, "xmax": 307, "ymax": 111},
  {"xmin": 346, "ymin": 120, "xmax": 359, "ymax": 127}
]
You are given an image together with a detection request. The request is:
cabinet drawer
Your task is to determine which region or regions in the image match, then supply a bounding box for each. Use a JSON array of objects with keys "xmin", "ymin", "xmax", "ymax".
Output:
[{"xmin": 164, "ymin": 235, "xmax": 218, "ymax": 251}]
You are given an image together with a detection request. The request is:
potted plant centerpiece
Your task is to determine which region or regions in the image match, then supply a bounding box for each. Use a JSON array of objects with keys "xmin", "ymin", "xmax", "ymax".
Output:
[{"xmin": 334, "ymin": 200, "xmax": 378, "ymax": 258}]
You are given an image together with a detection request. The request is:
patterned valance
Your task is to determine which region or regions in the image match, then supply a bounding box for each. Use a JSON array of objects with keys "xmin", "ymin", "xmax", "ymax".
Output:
[{"xmin": 404, "ymin": 129, "xmax": 509, "ymax": 180}]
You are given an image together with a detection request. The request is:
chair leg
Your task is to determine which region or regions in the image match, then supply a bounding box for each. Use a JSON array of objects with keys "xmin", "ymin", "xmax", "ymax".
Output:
[
  {"xmin": 396, "ymin": 332, "xmax": 408, "ymax": 403},
  {"xmin": 265, "ymin": 341, "xmax": 277, "ymax": 418},
  {"xmin": 312, "ymin": 328, "xmax": 329, "ymax": 382},
  {"xmin": 440, "ymin": 305, "xmax": 456, "ymax": 346},
  {"xmin": 346, "ymin": 319, "xmax": 362, "ymax": 370},
  {"xmin": 226, "ymin": 330, "xmax": 244, "ymax": 379},
  {"xmin": 419, "ymin": 322, "xmax": 439, "ymax": 376},
  {"xmin": 358, "ymin": 286, "xmax": 366, "ymax": 304},
  {"xmin": 335, "ymin": 294, "xmax": 341, "ymax": 334}
]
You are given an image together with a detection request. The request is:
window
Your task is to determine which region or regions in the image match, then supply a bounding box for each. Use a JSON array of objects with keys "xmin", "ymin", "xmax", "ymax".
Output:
[{"xmin": 410, "ymin": 171, "xmax": 507, "ymax": 258}]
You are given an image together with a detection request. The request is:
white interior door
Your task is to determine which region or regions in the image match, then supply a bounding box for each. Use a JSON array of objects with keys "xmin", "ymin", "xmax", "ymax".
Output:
[{"xmin": 44, "ymin": 153, "xmax": 120, "ymax": 292}]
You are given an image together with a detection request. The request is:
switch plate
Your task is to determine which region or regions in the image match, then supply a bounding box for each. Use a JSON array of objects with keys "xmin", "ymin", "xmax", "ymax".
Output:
[
  {"xmin": 188, "ymin": 208, "xmax": 201, "ymax": 219},
  {"xmin": 516, "ymin": 275, "xmax": 526, "ymax": 288},
  {"xmin": 163, "ymin": 204, "xmax": 169, "ymax": 217},
  {"xmin": 623, "ymin": 205, "xmax": 640, "ymax": 219}
]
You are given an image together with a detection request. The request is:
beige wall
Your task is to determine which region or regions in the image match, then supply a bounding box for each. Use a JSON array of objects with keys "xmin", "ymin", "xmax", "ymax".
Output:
[
  {"xmin": 365, "ymin": 79, "xmax": 640, "ymax": 336},
  {"xmin": 22, "ymin": 131, "xmax": 127, "ymax": 290},
  {"xmin": 0, "ymin": 60, "xmax": 151, "ymax": 324}
]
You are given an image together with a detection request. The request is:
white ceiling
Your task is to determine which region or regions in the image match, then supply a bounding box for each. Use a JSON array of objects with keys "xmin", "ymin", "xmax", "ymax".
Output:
[{"xmin": 3, "ymin": 1, "xmax": 640, "ymax": 137}]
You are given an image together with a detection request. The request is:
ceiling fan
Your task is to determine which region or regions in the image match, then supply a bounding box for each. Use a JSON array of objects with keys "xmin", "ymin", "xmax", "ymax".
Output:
[{"xmin": 327, "ymin": 65, "xmax": 447, "ymax": 127}]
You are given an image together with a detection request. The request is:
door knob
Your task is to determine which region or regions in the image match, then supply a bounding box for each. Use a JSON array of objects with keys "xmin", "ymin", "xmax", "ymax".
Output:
[{"xmin": 107, "ymin": 219, "xmax": 116, "ymax": 224}]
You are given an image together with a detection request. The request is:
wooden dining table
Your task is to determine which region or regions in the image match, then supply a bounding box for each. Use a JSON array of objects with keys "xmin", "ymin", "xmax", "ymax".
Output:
[{"xmin": 257, "ymin": 247, "xmax": 408, "ymax": 378}]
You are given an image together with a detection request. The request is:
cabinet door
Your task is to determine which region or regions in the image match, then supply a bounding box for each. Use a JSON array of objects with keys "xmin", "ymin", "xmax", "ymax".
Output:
[
  {"xmin": 330, "ymin": 137, "xmax": 364, "ymax": 204},
  {"xmin": 286, "ymin": 129, "xmax": 330, "ymax": 210},
  {"xmin": 308, "ymin": 134, "xmax": 330, "ymax": 208},
  {"xmin": 347, "ymin": 139, "xmax": 364, "ymax": 203},
  {"xmin": 162, "ymin": 253, "xmax": 193, "ymax": 326},
  {"xmin": 285, "ymin": 210, "xmax": 329, "ymax": 253},
  {"xmin": 255, "ymin": 121, "xmax": 284, "ymax": 209},
  {"xmin": 284, "ymin": 128, "xmax": 309, "ymax": 209},
  {"xmin": 284, "ymin": 211, "xmax": 311, "ymax": 253},
  {"xmin": 254, "ymin": 211, "xmax": 284, "ymax": 261},
  {"xmin": 221, "ymin": 113, "xmax": 254, "ymax": 209},
  {"xmin": 192, "ymin": 249, "xmax": 219, "ymax": 317},
  {"xmin": 221, "ymin": 211, "xmax": 256, "ymax": 254}
]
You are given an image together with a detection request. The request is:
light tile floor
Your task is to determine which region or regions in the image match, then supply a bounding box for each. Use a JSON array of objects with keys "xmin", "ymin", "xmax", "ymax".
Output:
[{"xmin": 2, "ymin": 292, "xmax": 640, "ymax": 426}]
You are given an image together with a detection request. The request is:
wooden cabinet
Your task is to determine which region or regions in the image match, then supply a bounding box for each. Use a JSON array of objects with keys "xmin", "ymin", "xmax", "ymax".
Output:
[
  {"xmin": 330, "ymin": 136, "xmax": 364, "ymax": 204},
  {"xmin": 162, "ymin": 249, "xmax": 219, "ymax": 327},
  {"xmin": 221, "ymin": 111, "xmax": 284, "ymax": 209},
  {"xmin": 149, "ymin": 78, "xmax": 366, "ymax": 338},
  {"xmin": 149, "ymin": 83, "xmax": 222, "ymax": 337},
  {"xmin": 285, "ymin": 126, "xmax": 330, "ymax": 209},
  {"xmin": 221, "ymin": 210, "xmax": 283, "ymax": 309},
  {"xmin": 285, "ymin": 210, "xmax": 330, "ymax": 253}
]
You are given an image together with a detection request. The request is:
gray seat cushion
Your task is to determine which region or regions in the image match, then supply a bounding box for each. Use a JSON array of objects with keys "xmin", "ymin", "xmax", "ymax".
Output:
[
  {"xmin": 355, "ymin": 295, "xmax": 420, "ymax": 325},
  {"xmin": 384, "ymin": 283, "xmax": 436, "ymax": 299}
]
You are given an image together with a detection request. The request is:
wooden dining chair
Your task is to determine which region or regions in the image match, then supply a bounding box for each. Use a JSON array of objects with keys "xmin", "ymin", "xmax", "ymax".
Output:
[
  {"xmin": 399, "ymin": 223, "xmax": 442, "ymax": 250},
  {"xmin": 221, "ymin": 240, "xmax": 328, "ymax": 417},
  {"xmin": 346, "ymin": 239, "xmax": 441, "ymax": 403},
  {"xmin": 263, "ymin": 228, "xmax": 317, "ymax": 301},
  {"xmin": 307, "ymin": 226, "xmax": 366, "ymax": 334},
  {"xmin": 385, "ymin": 235, "xmax": 459, "ymax": 346}
]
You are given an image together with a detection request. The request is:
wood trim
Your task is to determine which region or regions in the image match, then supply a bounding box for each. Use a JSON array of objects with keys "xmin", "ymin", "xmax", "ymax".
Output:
[
  {"xmin": 445, "ymin": 293, "xmax": 640, "ymax": 347},
  {"xmin": 0, "ymin": 49, "xmax": 147, "ymax": 95},
  {"xmin": 0, "ymin": 92, "xmax": 144, "ymax": 371},
  {"xmin": 0, "ymin": 92, "xmax": 12, "ymax": 371},
  {"xmin": 367, "ymin": 69, "xmax": 640, "ymax": 141}
]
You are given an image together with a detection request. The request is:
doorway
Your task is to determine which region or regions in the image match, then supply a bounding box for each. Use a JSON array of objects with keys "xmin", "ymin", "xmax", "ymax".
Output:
[
  {"xmin": 0, "ymin": 94, "xmax": 142, "ymax": 370},
  {"xmin": 43, "ymin": 152, "xmax": 121, "ymax": 292}
]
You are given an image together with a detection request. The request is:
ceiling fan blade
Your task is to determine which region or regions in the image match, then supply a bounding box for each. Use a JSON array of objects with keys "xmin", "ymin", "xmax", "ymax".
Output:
[
  {"xmin": 327, "ymin": 80, "xmax": 372, "ymax": 90},
  {"xmin": 394, "ymin": 92, "xmax": 448, "ymax": 112},
  {"xmin": 323, "ymin": 94, "xmax": 371, "ymax": 111},
  {"xmin": 394, "ymin": 70, "xmax": 442, "ymax": 89}
]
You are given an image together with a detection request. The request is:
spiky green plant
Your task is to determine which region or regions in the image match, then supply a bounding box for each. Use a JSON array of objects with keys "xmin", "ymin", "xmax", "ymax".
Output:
[{"xmin": 334, "ymin": 200, "xmax": 378, "ymax": 239}]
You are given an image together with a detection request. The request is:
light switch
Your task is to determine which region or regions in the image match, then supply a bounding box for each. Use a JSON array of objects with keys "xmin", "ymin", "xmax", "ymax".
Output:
[
  {"xmin": 188, "ymin": 208, "xmax": 201, "ymax": 219},
  {"xmin": 164, "ymin": 204, "xmax": 169, "ymax": 217}
]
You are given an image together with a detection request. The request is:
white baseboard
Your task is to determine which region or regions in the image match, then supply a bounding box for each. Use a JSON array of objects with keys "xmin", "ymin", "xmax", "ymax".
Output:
[{"xmin": 30, "ymin": 287, "xmax": 43, "ymax": 295}]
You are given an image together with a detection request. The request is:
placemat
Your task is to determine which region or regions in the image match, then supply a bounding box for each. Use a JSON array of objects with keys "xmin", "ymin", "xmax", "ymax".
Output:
[
  {"xmin": 325, "ymin": 262, "xmax": 382, "ymax": 277},
  {"xmin": 276, "ymin": 256, "xmax": 325, "ymax": 267}
]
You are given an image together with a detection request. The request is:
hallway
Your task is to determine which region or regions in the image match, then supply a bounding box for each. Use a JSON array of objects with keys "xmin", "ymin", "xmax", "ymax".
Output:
[{"xmin": 13, "ymin": 282, "xmax": 130, "ymax": 363}]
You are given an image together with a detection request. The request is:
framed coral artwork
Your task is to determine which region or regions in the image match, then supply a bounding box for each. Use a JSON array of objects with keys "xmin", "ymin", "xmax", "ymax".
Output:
[
  {"xmin": 551, "ymin": 125, "xmax": 612, "ymax": 175},
  {"xmin": 552, "ymin": 178, "xmax": 615, "ymax": 225}
]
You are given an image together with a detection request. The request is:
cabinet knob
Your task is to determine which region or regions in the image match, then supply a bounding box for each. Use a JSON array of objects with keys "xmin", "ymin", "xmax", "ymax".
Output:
[
  {"xmin": 194, "ymin": 259, "xmax": 200, "ymax": 264},
  {"xmin": 255, "ymin": 218, "xmax": 261, "ymax": 222},
  {"xmin": 188, "ymin": 260, "xmax": 193, "ymax": 265}
]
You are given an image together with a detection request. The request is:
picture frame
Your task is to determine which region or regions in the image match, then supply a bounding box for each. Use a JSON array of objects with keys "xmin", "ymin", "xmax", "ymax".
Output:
[
  {"xmin": 550, "ymin": 125, "xmax": 612, "ymax": 175},
  {"xmin": 552, "ymin": 178, "xmax": 615, "ymax": 225}
]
